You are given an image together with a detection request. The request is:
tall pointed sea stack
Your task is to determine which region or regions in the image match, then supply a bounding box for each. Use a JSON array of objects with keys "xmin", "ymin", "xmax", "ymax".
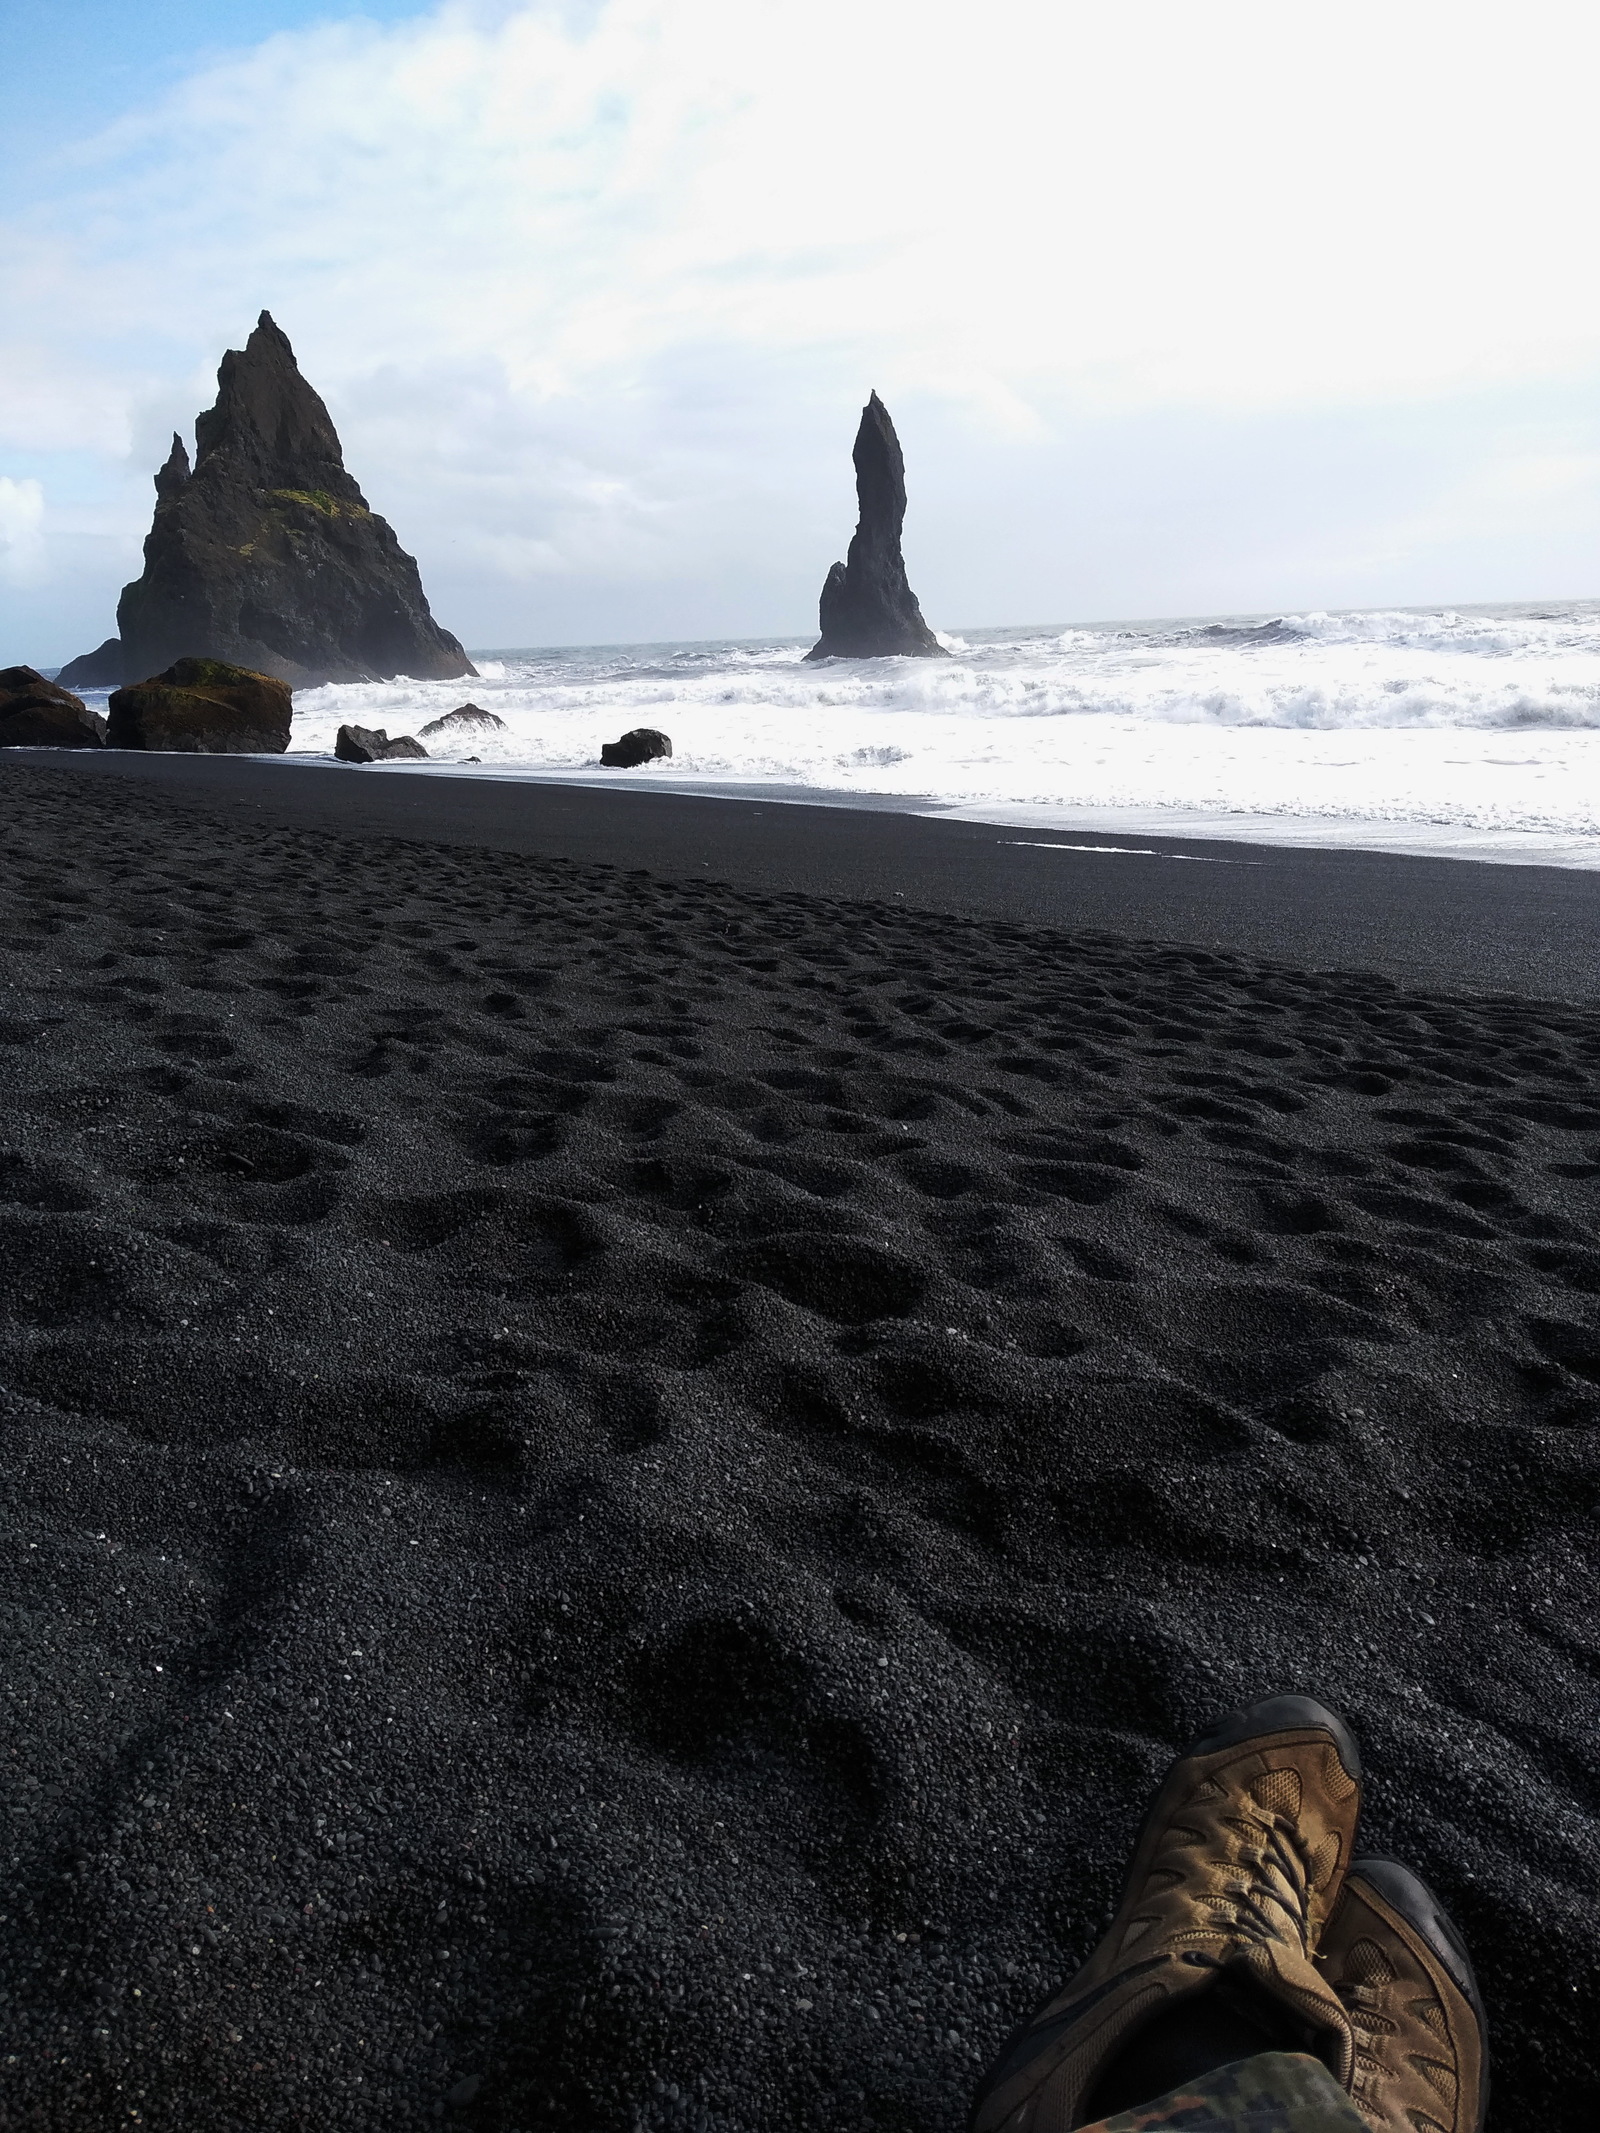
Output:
[
  {"xmin": 109, "ymin": 313, "xmax": 475, "ymax": 689},
  {"xmin": 805, "ymin": 392, "xmax": 945, "ymax": 661}
]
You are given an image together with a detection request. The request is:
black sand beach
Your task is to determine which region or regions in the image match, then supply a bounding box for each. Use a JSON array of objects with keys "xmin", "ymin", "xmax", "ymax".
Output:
[{"xmin": 3, "ymin": 757, "xmax": 1598, "ymax": 2132}]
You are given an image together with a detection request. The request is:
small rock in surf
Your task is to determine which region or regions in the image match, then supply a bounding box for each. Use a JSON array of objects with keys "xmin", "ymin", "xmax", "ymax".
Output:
[
  {"xmin": 419, "ymin": 704, "xmax": 506, "ymax": 737},
  {"xmin": 600, "ymin": 727, "xmax": 673, "ymax": 768},
  {"xmin": 335, "ymin": 724, "xmax": 429, "ymax": 763}
]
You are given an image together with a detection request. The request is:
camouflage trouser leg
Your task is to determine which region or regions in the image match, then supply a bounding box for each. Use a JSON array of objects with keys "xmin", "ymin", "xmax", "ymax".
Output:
[{"xmin": 1076, "ymin": 2051, "xmax": 1367, "ymax": 2133}]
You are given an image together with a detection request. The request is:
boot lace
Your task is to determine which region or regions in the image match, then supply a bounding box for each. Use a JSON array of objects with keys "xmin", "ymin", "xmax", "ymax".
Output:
[
  {"xmin": 1158, "ymin": 1784, "xmax": 1319, "ymax": 1957},
  {"xmin": 1205, "ymin": 1805, "xmax": 1315, "ymax": 1951}
]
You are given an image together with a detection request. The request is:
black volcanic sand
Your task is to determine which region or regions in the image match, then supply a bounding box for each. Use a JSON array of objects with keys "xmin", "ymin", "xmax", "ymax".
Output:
[{"xmin": 2, "ymin": 766, "xmax": 1597, "ymax": 2133}]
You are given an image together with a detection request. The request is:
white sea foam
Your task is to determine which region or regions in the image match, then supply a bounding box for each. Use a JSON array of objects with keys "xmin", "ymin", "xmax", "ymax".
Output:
[{"xmin": 281, "ymin": 601, "xmax": 1600, "ymax": 866}]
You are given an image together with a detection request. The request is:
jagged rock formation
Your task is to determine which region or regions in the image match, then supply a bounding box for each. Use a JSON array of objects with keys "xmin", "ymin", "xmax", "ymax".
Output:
[
  {"xmin": 110, "ymin": 313, "xmax": 476, "ymax": 689},
  {"xmin": 107, "ymin": 658, "xmax": 293, "ymax": 754},
  {"xmin": 806, "ymin": 393, "xmax": 945, "ymax": 661},
  {"xmin": 600, "ymin": 727, "xmax": 672, "ymax": 767},
  {"xmin": 0, "ymin": 668, "xmax": 105, "ymax": 748},
  {"xmin": 55, "ymin": 639, "xmax": 124, "ymax": 690},
  {"xmin": 335, "ymin": 724, "xmax": 428, "ymax": 763}
]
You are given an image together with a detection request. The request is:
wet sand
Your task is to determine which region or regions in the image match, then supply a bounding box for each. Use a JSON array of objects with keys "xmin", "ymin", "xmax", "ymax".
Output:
[{"xmin": 2, "ymin": 756, "xmax": 1597, "ymax": 2132}]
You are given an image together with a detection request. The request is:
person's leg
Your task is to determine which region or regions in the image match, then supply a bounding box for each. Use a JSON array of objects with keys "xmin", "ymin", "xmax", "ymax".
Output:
[
  {"xmin": 1075, "ymin": 2051, "xmax": 1366, "ymax": 2132},
  {"xmin": 1077, "ymin": 1972, "xmax": 1311, "ymax": 2115},
  {"xmin": 969, "ymin": 1695, "xmax": 1363, "ymax": 2132}
]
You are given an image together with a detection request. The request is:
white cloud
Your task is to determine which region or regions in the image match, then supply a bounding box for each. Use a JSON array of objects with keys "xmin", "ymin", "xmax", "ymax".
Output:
[
  {"xmin": 5, "ymin": 0, "xmax": 1600, "ymax": 658},
  {"xmin": 0, "ymin": 478, "xmax": 46, "ymax": 584},
  {"xmin": 27, "ymin": 0, "xmax": 1600, "ymax": 410}
]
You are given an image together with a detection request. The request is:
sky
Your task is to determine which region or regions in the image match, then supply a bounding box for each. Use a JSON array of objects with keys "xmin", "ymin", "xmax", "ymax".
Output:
[{"xmin": 5, "ymin": 0, "xmax": 1600, "ymax": 664}]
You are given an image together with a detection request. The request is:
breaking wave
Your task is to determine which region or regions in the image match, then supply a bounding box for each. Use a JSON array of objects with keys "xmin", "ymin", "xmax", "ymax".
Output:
[{"xmin": 281, "ymin": 600, "xmax": 1600, "ymax": 862}]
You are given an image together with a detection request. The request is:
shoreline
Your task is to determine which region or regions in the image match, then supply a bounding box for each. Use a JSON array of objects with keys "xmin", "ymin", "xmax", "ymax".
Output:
[
  {"xmin": 46, "ymin": 592, "xmax": 1600, "ymax": 876},
  {"xmin": 22, "ymin": 719, "xmax": 1600, "ymax": 870},
  {"xmin": 10, "ymin": 747, "xmax": 1600, "ymax": 1002},
  {"xmin": 204, "ymin": 752, "xmax": 1600, "ymax": 874}
]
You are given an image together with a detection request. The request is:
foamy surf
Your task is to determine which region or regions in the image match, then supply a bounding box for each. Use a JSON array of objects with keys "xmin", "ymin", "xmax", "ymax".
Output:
[{"xmin": 135, "ymin": 601, "xmax": 1600, "ymax": 866}]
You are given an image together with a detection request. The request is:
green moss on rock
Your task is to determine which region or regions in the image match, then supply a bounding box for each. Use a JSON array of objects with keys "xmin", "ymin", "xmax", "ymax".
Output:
[{"xmin": 268, "ymin": 487, "xmax": 368, "ymax": 520}]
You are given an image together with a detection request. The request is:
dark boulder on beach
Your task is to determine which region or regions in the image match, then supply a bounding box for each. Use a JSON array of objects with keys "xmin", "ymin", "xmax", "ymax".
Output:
[
  {"xmin": 108, "ymin": 312, "xmax": 476, "ymax": 690},
  {"xmin": 0, "ymin": 669, "xmax": 105, "ymax": 748},
  {"xmin": 600, "ymin": 725, "xmax": 672, "ymax": 767},
  {"xmin": 335, "ymin": 723, "xmax": 428, "ymax": 763},
  {"xmin": 419, "ymin": 703, "xmax": 506, "ymax": 737},
  {"xmin": 0, "ymin": 699, "xmax": 106, "ymax": 749},
  {"xmin": 107, "ymin": 657, "xmax": 292, "ymax": 754},
  {"xmin": 55, "ymin": 638, "xmax": 124, "ymax": 690},
  {"xmin": 0, "ymin": 666, "xmax": 68, "ymax": 700},
  {"xmin": 806, "ymin": 391, "xmax": 946, "ymax": 661}
]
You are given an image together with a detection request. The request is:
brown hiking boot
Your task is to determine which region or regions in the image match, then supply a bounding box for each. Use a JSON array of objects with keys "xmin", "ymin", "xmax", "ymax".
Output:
[
  {"xmin": 1316, "ymin": 1859, "xmax": 1488, "ymax": 2133},
  {"xmin": 970, "ymin": 1696, "xmax": 1363, "ymax": 2133}
]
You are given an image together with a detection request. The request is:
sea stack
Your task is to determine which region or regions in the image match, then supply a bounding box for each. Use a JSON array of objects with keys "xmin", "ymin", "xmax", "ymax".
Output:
[
  {"xmin": 95, "ymin": 313, "xmax": 475, "ymax": 690},
  {"xmin": 805, "ymin": 392, "xmax": 945, "ymax": 661}
]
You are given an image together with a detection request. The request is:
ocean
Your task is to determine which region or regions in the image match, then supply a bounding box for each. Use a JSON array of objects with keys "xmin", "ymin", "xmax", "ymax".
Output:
[{"xmin": 129, "ymin": 601, "xmax": 1600, "ymax": 866}]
